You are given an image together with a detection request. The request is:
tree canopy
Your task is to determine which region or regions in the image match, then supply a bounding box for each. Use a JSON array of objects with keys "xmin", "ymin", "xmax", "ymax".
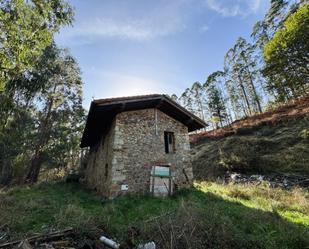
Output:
[
  {"xmin": 0, "ymin": 0, "xmax": 83, "ymax": 185},
  {"xmin": 173, "ymin": 2, "xmax": 308, "ymax": 128},
  {"xmin": 263, "ymin": 4, "xmax": 309, "ymax": 101},
  {"xmin": 0, "ymin": 0, "xmax": 73, "ymax": 90}
]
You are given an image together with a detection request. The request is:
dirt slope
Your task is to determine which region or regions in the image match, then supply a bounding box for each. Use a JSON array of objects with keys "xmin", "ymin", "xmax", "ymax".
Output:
[
  {"xmin": 191, "ymin": 97, "xmax": 309, "ymax": 142},
  {"xmin": 191, "ymin": 100, "xmax": 309, "ymax": 179}
]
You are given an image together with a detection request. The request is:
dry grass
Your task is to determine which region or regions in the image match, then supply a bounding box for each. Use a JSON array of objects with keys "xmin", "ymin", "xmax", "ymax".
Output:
[{"xmin": 192, "ymin": 116, "xmax": 309, "ymax": 178}]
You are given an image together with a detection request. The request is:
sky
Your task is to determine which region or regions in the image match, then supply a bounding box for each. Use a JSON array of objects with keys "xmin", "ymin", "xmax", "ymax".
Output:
[{"xmin": 55, "ymin": 0, "xmax": 270, "ymax": 109}]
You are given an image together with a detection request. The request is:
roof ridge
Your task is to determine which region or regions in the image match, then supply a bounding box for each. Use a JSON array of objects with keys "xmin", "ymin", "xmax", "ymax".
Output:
[{"xmin": 93, "ymin": 94, "xmax": 162, "ymax": 104}]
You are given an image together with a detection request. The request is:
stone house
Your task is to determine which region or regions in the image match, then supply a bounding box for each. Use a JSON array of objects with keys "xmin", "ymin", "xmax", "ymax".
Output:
[{"xmin": 80, "ymin": 94, "xmax": 206, "ymax": 198}]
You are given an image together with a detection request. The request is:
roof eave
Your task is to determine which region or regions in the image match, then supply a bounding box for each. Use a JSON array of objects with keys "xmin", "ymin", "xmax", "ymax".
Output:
[{"xmin": 80, "ymin": 94, "xmax": 207, "ymax": 148}]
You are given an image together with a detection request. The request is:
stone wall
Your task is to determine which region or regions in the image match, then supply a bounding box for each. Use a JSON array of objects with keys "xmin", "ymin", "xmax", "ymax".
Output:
[
  {"xmin": 84, "ymin": 119, "xmax": 116, "ymax": 196},
  {"xmin": 110, "ymin": 108, "xmax": 192, "ymax": 197},
  {"xmin": 85, "ymin": 108, "xmax": 193, "ymax": 198}
]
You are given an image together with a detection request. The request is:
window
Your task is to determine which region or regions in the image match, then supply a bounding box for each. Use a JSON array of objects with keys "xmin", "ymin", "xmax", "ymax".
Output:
[
  {"xmin": 164, "ymin": 131, "xmax": 175, "ymax": 153},
  {"xmin": 104, "ymin": 163, "xmax": 108, "ymax": 178}
]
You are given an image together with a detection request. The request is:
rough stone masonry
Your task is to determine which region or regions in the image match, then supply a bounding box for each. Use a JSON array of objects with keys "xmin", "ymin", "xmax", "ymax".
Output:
[
  {"xmin": 80, "ymin": 94, "xmax": 206, "ymax": 198},
  {"xmin": 85, "ymin": 108, "xmax": 193, "ymax": 198}
]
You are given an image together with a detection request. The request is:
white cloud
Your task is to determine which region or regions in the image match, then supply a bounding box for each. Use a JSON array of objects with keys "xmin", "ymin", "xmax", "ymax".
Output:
[
  {"xmin": 199, "ymin": 24, "xmax": 210, "ymax": 33},
  {"xmin": 58, "ymin": 0, "xmax": 191, "ymax": 43},
  {"xmin": 55, "ymin": 0, "xmax": 268, "ymax": 45},
  {"xmin": 65, "ymin": 17, "xmax": 183, "ymax": 41},
  {"xmin": 205, "ymin": 0, "xmax": 266, "ymax": 17}
]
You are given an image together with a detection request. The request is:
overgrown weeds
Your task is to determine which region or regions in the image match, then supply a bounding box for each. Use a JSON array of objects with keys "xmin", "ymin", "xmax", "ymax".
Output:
[{"xmin": 0, "ymin": 182, "xmax": 308, "ymax": 249}]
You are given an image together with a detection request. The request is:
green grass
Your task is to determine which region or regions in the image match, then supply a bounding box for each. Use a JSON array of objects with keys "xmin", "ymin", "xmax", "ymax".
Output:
[
  {"xmin": 0, "ymin": 182, "xmax": 308, "ymax": 249},
  {"xmin": 195, "ymin": 182, "xmax": 309, "ymax": 226}
]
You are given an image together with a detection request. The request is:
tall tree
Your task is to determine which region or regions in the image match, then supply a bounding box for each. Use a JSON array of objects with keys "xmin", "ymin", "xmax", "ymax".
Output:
[
  {"xmin": 252, "ymin": 0, "xmax": 289, "ymax": 53},
  {"xmin": 265, "ymin": 0, "xmax": 289, "ymax": 33},
  {"xmin": 191, "ymin": 82, "xmax": 207, "ymax": 121},
  {"xmin": 0, "ymin": 73, "xmax": 40, "ymax": 184},
  {"xmin": 263, "ymin": 4, "xmax": 309, "ymax": 101},
  {"xmin": 179, "ymin": 88, "xmax": 195, "ymax": 114},
  {"xmin": 224, "ymin": 38, "xmax": 263, "ymax": 116},
  {"xmin": 237, "ymin": 38, "xmax": 263, "ymax": 113},
  {"xmin": 205, "ymin": 72, "xmax": 228, "ymax": 128},
  {"xmin": 251, "ymin": 0, "xmax": 295, "ymax": 102},
  {"xmin": 0, "ymin": 107, "xmax": 35, "ymax": 184},
  {"xmin": 23, "ymin": 44, "xmax": 83, "ymax": 183},
  {"xmin": 224, "ymin": 46, "xmax": 252, "ymax": 117},
  {"xmin": 0, "ymin": 0, "xmax": 73, "ymax": 90}
]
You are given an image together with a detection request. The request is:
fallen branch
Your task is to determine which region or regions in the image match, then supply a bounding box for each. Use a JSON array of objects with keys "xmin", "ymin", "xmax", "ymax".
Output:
[
  {"xmin": 144, "ymin": 211, "xmax": 174, "ymax": 223},
  {"xmin": 0, "ymin": 228, "xmax": 73, "ymax": 248}
]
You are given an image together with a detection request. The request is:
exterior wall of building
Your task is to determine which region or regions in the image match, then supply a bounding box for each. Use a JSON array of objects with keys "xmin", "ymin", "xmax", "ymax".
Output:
[
  {"xmin": 84, "ymin": 119, "xmax": 116, "ymax": 196},
  {"xmin": 110, "ymin": 108, "xmax": 192, "ymax": 197},
  {"xmin": 85, "ymin": 108, "xmax": 193, "ymax": 198}
]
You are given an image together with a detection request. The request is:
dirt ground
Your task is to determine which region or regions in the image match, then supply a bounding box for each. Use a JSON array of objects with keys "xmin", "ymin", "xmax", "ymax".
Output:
[{"xmin": 191, "ymin": 97, "xmax": 309, "ymax": 142}]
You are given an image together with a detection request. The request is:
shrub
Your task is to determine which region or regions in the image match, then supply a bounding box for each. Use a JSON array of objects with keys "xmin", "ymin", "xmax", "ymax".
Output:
[{"xmin": 299, "ymin": 129, "xmax": 309, "ymax": 139}]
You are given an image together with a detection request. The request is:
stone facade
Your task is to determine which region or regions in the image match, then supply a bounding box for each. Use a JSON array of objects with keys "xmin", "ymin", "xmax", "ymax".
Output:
[
  {"xmin": 84, "ymin": 119, "xmax": 116, "ymax": 197},
  {"xmin": 85, "ymin": 108, "xmax": 193, "ymax": 198}
]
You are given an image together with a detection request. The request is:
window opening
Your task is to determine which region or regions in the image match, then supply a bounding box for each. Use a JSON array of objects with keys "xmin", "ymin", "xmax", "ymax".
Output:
[{"xmin": 164, "ymin": 131, "xmax": 175, "ymax": 153}]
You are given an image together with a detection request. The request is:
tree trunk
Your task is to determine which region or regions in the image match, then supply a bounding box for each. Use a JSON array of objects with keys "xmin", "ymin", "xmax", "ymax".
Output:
[
  {"xmin": 24, "ymin": 114, "xmax": 51, "ymax": 184},
  {"xmin": 218, "ymin": 110, "xmax": 223, "ymax": 127},
  {"xmin": 242, "ymin": 55, "xmax": 263, "ymax": 113},
  {"xmin": 197, "ymin": 99, "xmax": 207, "ymax": 132},
  {"xmin": 248, "ymin": 73, "xmax": 262, "ymax": 113},
  {"xmin": 238, "ymin": 76, "xmax": 252, "ymax": 116},
  {"xmin": 23, "ymin": 84, "xmax": 56, "ymax": 184},
  {"xmin": 0, "ymin": 160, "xmax": 12, "ymax": 185},
  {"xmin": 24, "ymin": 151, "xmax": 43, "ymax": 183}
]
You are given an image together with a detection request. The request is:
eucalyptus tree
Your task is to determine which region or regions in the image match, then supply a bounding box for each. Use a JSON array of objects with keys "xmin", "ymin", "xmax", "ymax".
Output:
[
  {"xmin": 190, "ymin": 82, "xmax": 207, "ymax": 122},
  {"xmin": 265, "ymin": 0, "xmax": 289, "ymax": 33},
  {"xmin": 23, "ymin": 44, "xmax": 84, "ymax": 183},
  {"xmin": 0, "ymin": 106, "xmax": 35, "ymax": 184},
  {"xmin": 224, "ymin": 38, "xmax": 264, "ymax": 117},
  {"xmin": 236, "ymin": 38, "xmax": 263, "ymax": 113},
  {"xmin": 224, "ymin": 47, "xmax": 252, "ymax": 117},
  {"xmin": 179, "ymin": 88, "xmax": 195, "ymax": 115},
  {"xmin": 204, "ymin": 72, "xmax": 228, "ymax": 128},
  {"xmin": 0, "ymin": 71, "xmax": 43, "ymax": 184},
  {"xmin": 263, "ymin": 4, "xmax": 309, "ymax": 101},
  {"xmin": 252, "ymin": 0, "xmax": 289, "ymax": 47},
  {"xmin": 250, "ymin": 0, "xmax": 295, "ymax": 102},
  {"xmin": 0, "ymin": 0, "xmax": 73, "ymax": 90},
  {"xmin": 43, "ymin": 103, "xmax": 85, "ymax": 173}
]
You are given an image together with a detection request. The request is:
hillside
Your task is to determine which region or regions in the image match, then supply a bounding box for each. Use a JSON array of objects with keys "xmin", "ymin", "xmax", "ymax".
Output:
[
  {"xmin": 191, "ymin": 97, "xmax": 309, "ymax": 141},
  {"xmin": 191, "ymin": 98, "xmax": 309, "ymax": 180},
  {"xmin": 0, "ymin": 101, "xmax": 309, "ymax": 249}
]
